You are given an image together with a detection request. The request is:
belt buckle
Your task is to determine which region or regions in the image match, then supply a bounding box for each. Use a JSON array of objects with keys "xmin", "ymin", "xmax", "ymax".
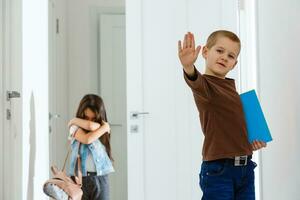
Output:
[
  {"xmin": 87, "ymin": 172, "xmax": 96, "ymax": 176},
  {"xmin": 234, "ymin": 155, "xmax": 248, "ymax": 166}
]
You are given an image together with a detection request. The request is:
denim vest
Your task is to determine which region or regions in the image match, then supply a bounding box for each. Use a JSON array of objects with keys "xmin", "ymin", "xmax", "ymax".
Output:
[{"xmin": 68, "ymin": 136, "xmax": 114, "ymax": 177}]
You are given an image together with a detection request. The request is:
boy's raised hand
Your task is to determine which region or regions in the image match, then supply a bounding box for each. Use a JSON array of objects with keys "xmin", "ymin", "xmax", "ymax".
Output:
[{"xmin": 178, "ymin": 32, "xmax": 201, "ymax": 76}]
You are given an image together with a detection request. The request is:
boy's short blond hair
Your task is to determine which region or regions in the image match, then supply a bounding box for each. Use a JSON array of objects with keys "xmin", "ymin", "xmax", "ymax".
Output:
[{"xmin": 206, "ymin": 30, "xmax": 241, "ymax": 52}]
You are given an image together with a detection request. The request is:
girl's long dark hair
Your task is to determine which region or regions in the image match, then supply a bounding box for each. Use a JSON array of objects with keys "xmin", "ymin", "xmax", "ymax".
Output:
[{"xmin": 75, "ymin": 94, "xmax": 113, "ymax": 161}]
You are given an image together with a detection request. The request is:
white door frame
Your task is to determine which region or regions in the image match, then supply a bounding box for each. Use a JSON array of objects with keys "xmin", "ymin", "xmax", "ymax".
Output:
[
  {"xmin": 238, "ymin": 1, "xmax": 261, "ymax": 199},
  {"xmin": 0, "ymin": 0, "xmax": 4, "ymax": 197}
]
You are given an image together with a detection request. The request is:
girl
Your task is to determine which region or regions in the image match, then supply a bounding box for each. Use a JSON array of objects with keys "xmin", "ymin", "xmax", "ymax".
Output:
[{"xmin": 68, "ymin": 94, "xmax": 114, "ymax": 200}]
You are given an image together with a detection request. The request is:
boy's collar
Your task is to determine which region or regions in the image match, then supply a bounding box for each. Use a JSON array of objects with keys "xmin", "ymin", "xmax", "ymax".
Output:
[{"xmin": 203, "ymin": 73, "xmax": 235, "ymax": 81}]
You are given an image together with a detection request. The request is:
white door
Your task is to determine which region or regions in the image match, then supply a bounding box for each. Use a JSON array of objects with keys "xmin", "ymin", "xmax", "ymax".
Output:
[
  {"xmin": 127, "ymin": 1, "xmax": 240, "ymax": 200},
  {"xmin": 49, "ymin": 0, "xmax": 61, "ymax": 170},
  {"xmin": 49, "ymin": 0, "xmax": 69, "ymax": 171},
  {"xmin": 49, "ymin": 0, "xmax": 58, "ymax": 170},
  {"xmin": 99, "ymin": 14, "xmax": 127, "ymax": 200},
  {"xmin": 1, "ymin": 0, "xmax": 22, "ymax": 199},
  {"xmin": 126, "ymin": 2, "xmax": 146, "ymax": 199}
]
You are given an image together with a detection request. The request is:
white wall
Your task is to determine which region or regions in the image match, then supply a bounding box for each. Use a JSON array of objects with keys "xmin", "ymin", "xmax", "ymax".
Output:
[
  {"xmin": 67, "ymin": 0, "xmax": 124, "ymax": 117},
  {"xmin": 22, "ymin": 0, "xmax": 49, "ymax": 199},
  {"xmin": 256, "ymin": 0, "xmax": 300, "ymax": 199}
]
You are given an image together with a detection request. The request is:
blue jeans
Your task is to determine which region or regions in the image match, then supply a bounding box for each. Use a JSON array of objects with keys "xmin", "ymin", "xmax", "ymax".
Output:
[
  {"xmin": 199, "ymin": 159, "xmax": 257, "ymax": 200},
  {"xmin": 81, "ymin": 174, "xmax": 110, "ymax": 200}
]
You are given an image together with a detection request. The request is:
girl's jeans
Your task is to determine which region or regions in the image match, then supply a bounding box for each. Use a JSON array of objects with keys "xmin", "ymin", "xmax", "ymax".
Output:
[
  {"xmin": 199, "ymin": 158, "xmax": 257, "ymax": 200},
  {"xmin": 81, "ymin": 173, "xmax": 110, "ymax": 200}
]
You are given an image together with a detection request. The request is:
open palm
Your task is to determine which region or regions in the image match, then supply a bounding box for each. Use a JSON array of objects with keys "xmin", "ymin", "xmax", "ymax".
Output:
[{"xmin": 178, "ymin": 32, "xmax": 201, "ymax": 70}]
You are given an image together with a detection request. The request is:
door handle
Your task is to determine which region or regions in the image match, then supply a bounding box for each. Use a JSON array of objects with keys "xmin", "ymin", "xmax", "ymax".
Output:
[
  {"xmin": 6, "ymin": 91, "xmax": 21, "ymax": 101},
  {"xmin": 130, "ymin": 111, "xmax": 149, "ymax": 119},
  {"xmin": 49, "ymin": 113, "xmax": 61, "ymax": 120}
]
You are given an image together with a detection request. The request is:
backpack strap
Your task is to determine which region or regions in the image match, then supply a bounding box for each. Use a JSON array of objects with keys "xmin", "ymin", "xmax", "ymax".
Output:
[
  {"xmin": 74, "ymin": 143, "xmax": 82, "ymax": 186},
  {"xmin": 61, "ymin": 142, "xmax": 82, "ymax": 186}
]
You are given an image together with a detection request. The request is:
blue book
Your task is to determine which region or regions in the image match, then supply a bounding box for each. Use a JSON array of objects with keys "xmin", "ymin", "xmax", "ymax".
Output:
[{"xmin": 240, "ymin": 90, "xmax": 273, "ymax": 143}]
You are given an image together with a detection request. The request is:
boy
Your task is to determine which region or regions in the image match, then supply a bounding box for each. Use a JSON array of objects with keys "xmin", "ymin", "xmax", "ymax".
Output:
[{"xmin": 178, "ymin": 30, "xmax": 266, "ymax": 199}]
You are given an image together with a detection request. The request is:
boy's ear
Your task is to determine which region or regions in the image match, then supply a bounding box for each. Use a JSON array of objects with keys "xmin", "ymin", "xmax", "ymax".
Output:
[{"xmin": 202, "ymin": 46, "xmax": 208, "ymax": 59}]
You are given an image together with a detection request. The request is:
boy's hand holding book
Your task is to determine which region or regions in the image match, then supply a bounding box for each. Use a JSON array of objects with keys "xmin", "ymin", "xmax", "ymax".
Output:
[{"xmin": 251, "ymin": 140, "xmax": 267, "ymax": 151}]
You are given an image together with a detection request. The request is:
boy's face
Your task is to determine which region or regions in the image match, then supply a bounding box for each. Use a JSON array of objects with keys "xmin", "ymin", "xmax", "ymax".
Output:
[{"xmin": 202, "ymin": 36, "xmax": 240, "ymax": 79}]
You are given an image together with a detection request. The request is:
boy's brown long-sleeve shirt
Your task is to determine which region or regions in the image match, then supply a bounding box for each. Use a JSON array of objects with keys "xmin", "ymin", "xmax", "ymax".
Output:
[{"xmin": 184, "ymin": 68, "xmax": 253, "ymax": 161}]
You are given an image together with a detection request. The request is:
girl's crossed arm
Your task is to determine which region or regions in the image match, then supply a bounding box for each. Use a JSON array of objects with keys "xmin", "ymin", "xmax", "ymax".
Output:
[
  {"xmin": 68, "ymin": 117, "xmax": 100, "ymax": 131},
  {"xmin": 69, "ymin": 119, "xmax": 110, "ymax": 144}
]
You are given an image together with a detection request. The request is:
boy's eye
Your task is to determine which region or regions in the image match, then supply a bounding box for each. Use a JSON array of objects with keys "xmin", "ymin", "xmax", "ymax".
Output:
[
  {"xmin": 229, "ymin": 55, "xmax": 235, "ymax": 59},
  {"xmin": 216, "ymin": 49, "xmax": 223, "ymax": 53}
]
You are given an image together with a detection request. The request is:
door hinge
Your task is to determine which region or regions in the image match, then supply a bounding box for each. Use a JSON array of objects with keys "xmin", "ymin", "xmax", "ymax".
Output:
[
  {"xmin": 6, "ymin": 109, "xmax": 11, "ymax": 120},
  {"xmin": 56, "ymin": 18, "xmax": 59, "ymax": 34}
]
